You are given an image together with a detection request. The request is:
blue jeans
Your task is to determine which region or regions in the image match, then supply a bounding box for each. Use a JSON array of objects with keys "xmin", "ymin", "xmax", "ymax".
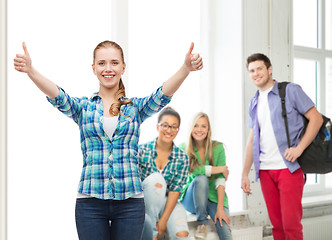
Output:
[
  {"xmin": 75, "ymin": 197, "xmax": 145, "ymax": 240},
  {"xmin": 181, "ymin": 175, "xmax": 233, "ymax": 240},
  {"xmin": 142, "ymin": 172, "xmax": 189, "ymax": 240}
]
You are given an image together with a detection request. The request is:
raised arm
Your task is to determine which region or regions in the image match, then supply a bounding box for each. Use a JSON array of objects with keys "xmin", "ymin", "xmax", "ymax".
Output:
[
  {"xmin": 14, "ymin": 42, "xmax": 59, "ymax": 99},
  {"xmin": 161, "ymin": 42, "xmax": 203, "ymax": 97}
]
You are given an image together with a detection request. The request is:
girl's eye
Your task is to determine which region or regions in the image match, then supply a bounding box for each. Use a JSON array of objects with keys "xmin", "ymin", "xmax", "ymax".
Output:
[
  {"xmin": 98, "ymin": 62, "xmax": 105, "ymax": 66},
  {"xmin": 112, "ymin": 62, "xmax": 119, "ymax": 65}
]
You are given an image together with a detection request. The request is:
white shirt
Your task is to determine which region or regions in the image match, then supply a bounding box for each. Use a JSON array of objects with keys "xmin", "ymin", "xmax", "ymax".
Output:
[{"xmin": 257, "ymin": 86, "xmax": 287, "ymax": 170}]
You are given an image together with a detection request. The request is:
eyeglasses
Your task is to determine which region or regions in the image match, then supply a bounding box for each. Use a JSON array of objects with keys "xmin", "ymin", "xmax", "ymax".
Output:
[{"xmin": 158, "ymin": 123, "xmax": 179, "ymax": 132}]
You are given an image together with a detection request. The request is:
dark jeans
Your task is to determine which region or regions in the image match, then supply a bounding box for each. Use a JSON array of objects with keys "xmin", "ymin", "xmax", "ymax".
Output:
[{"xmin": 75, "ymin": 197, "xmax": 145, "ymax": 240}]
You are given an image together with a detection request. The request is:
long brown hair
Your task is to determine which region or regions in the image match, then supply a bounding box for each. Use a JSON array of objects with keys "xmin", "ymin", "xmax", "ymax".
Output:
[
  {"xmin": 93, "ymin": 40, "xmax": 132, "ymax": 117},
  {"xmin": 186, "ymin": 112, "xmax": 214, "ymax": 173}
]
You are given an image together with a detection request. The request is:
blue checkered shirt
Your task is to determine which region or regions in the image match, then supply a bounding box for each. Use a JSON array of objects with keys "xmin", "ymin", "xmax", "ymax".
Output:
[
  {"xmin": 47, "ymin": 87, "xmax": 171, "ymax": 200},
  {"xmin": 138, "ymin": 139, "xmax": 189, "ymax": 193}
]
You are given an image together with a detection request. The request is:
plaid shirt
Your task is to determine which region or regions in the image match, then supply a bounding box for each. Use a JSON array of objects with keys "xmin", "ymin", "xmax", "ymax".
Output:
[
  {"xmin": 47, "ymin": 87, "xmax": 171, "ymax": 200},
  {"xmin": 138, "ymin": 139, "xmax": 189, "ymax": 193}
]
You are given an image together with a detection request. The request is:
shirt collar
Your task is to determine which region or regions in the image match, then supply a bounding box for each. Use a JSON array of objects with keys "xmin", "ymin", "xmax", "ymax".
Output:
[
  {"xmin": 91, "ymin": 92, "xmax": 101, "ymax": 101},
  {"xmin": 270, "ymin": 79, "xmax": 279, "ymax": 95},
  {"xmin": 250, "ymin": 80, "xmax": 279, "ymax": 111},
  {"xmin": 91, "ymin": 93, "xmax": 131, "ymax": 102}
]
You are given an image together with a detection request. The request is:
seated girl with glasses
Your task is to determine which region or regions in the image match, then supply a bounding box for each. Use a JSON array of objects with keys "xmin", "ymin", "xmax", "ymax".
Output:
[{"xmin": 138, "ymin": 107, "xmax": 190, "ymax": 240}]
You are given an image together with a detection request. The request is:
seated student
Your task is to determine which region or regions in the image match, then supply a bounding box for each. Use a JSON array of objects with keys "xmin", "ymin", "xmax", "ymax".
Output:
[
  {"xmin": 179, "ymin": 112, "xmax": 233, "ymax": 240},
  {"xmin": 138, "ymin": 107, "xmax": 190, "ymax": 240}
]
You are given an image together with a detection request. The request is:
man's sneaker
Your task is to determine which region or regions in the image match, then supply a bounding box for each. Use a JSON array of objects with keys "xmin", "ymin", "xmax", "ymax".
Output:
[{"xmin": 195, "ymin": 224, "xmax": 207, "ymax": 239}]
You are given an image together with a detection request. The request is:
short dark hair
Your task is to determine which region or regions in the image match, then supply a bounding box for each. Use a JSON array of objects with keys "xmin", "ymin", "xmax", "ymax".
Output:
[
  {"xmin": 246, "ymin": 53, "xmax": 272, "ymax": 69},
  {"xmin": 157, "ymin": 106, "xmax": 181, "ymax": 127}
]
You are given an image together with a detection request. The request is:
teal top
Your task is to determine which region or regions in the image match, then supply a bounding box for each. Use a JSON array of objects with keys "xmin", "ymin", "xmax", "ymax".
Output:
[{"xmin": 179, "ymin": 141, "xmax": 228, "ymax": 208}]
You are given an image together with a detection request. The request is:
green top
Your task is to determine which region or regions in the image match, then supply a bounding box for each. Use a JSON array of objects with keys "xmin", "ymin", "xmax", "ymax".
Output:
[{"xmin": 179, "ymin": 141, "xmax": 228, "ymax": 208}]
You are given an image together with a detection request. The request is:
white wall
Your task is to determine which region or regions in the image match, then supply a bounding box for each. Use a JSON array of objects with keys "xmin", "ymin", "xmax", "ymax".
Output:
[
  {"xmin": 0, "ymin": 0, "xmax": 7, "ymax": 239},
  {"xmin": 200, "ymin": 0, "xmax": 243, "ymax": 213}
]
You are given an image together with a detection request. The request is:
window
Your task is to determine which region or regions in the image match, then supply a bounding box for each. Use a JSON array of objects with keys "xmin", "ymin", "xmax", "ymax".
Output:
[{"xmin": 293, "ymin": 0, "xmax": 332, "ymax": 194}]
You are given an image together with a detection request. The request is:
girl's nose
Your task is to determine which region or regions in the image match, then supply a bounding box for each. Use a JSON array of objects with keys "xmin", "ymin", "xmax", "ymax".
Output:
[{"xmin": 105, "ymin": 63, "xmax": 112, "ymax": 71}]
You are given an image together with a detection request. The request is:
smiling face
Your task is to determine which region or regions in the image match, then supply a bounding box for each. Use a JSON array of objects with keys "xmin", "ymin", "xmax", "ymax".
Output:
[
  {"xmin": 191, "ymin": 116, "xmax": 209, "ymax": 143},
  {"xmin": 247, "ymin": 60, "xmax": 273, "ymax": 91},
  {"xmin": 157, "ymin": 115, "xmax": 180, "ymax": 145},
  {"xmin": 92, "ymin": 46, "xmax": 126, "ymax": 91}
]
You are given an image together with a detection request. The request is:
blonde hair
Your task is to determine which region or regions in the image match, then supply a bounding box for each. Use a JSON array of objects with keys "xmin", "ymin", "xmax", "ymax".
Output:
[
  {"xmin": 93, "ymin": 40, "xmax": 132, "ymax": 117},
  {"xmin": 186, "ymin": 112, "xmax": 214, "ymax": 173}
]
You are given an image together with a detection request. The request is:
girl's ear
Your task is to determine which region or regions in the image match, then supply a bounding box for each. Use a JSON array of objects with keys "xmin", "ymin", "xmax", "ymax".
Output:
[
  {"xmin": 122, "ymin": 63, "xmax": 126, "ymax": 75},
  {"xmin": 92, "ymin": 64, "xmax": 96, "ymax": 75}
]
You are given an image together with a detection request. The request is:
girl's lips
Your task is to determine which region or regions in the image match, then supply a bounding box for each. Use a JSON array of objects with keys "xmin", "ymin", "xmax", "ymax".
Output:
[
  {"xmin": 193, "ymin": 132, "xmax": 204, "ymax": 137},
  {"xmin": 103, "ymin": 75, "xmax": 115, "ymax": 79},
  {"xmin": 163, "ymin": 133, "xmax": 173, "ymax": 138}
]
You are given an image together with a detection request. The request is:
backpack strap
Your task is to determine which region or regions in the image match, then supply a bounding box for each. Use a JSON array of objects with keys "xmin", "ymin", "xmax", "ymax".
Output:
[
  {"xmin": 278, "ymin": 81, "xmax": 307, "ymax": 183},
  {"xmin": 278, "ymin": 82, "xmax": 291, "ymax": 148}
]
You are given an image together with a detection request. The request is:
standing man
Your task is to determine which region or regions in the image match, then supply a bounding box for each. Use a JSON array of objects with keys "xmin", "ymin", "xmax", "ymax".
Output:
[{"xmin": 241, "ymin": 53, "xmax": 323, "ymax": 240}]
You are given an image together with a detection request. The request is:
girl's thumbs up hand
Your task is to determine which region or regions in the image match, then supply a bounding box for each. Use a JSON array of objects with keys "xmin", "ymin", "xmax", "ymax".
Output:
[
  {"xmin": 184, "ymin": 42, "xmax": 203, "ymax": 72},
  {"xmin": 14, "ymin": 42, "xmax": 32, "ymax": 73}
]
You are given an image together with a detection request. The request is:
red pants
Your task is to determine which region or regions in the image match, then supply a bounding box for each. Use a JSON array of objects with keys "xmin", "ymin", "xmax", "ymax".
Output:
[{"xmin": 259, "ymin": 169, "xmax": 305, "ymax": 240}]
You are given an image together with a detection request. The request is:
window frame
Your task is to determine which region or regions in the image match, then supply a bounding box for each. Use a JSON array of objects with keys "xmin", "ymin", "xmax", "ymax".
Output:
[{"xmin": 293, "ymin": 0, "xmax": 332, "ymax": 196}]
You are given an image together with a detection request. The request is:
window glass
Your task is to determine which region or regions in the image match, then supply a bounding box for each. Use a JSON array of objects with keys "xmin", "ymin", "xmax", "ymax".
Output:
[
  {"xmin": 293, "ymin": 58, "xmax": 317, "ymax": 104},
  {"xmin": 326, "ymin": 0, "xmax": 332, "ymax": 50},
  {"xmin": 327, "ymin": 58, "xmax": 332, "ymax": 118},
  {"xmin": 326, "ymin": 57, "xmax": 332, "ymax": 188},
  {"xmin": 293, "ymin": 0, "xmax": 318, "ymax": 48}
]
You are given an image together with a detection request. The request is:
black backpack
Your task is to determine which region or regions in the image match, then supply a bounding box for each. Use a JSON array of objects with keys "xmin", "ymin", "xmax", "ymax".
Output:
[{"xmin": 278, "ymin": 81, "xmax": 332, "ymax": 174}]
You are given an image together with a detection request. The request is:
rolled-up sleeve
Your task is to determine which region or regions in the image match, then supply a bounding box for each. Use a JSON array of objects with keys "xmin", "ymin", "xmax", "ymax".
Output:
[
  {"xmin": 46, "ymin": 87, "xmax": 83, "ymax": 124},
  {"xmin": 135, "ymin": 86, "xmax": 172, "ymax": 123}
]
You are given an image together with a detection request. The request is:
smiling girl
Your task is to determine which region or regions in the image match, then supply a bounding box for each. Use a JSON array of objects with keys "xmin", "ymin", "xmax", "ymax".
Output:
[
  {"xmin": 138, "ymin": 107, "xmax": 190, "ymax": 240},
  {"xmin": 179, "ymin": 112, "xmax": 232, "ymax": 240},
  {"xmin": 13, "ymin": 40, "xmax": 203, "ymax": 240}
]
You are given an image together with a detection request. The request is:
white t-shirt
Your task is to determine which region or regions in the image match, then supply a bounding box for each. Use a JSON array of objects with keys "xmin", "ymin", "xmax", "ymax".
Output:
[
  {"xmin": 103, "ymin": 115, "xmax": 118, "ymax": 139},
  {"xmin": 257, "ymin": 86, "xmax": 287, "ymax": 170}
]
